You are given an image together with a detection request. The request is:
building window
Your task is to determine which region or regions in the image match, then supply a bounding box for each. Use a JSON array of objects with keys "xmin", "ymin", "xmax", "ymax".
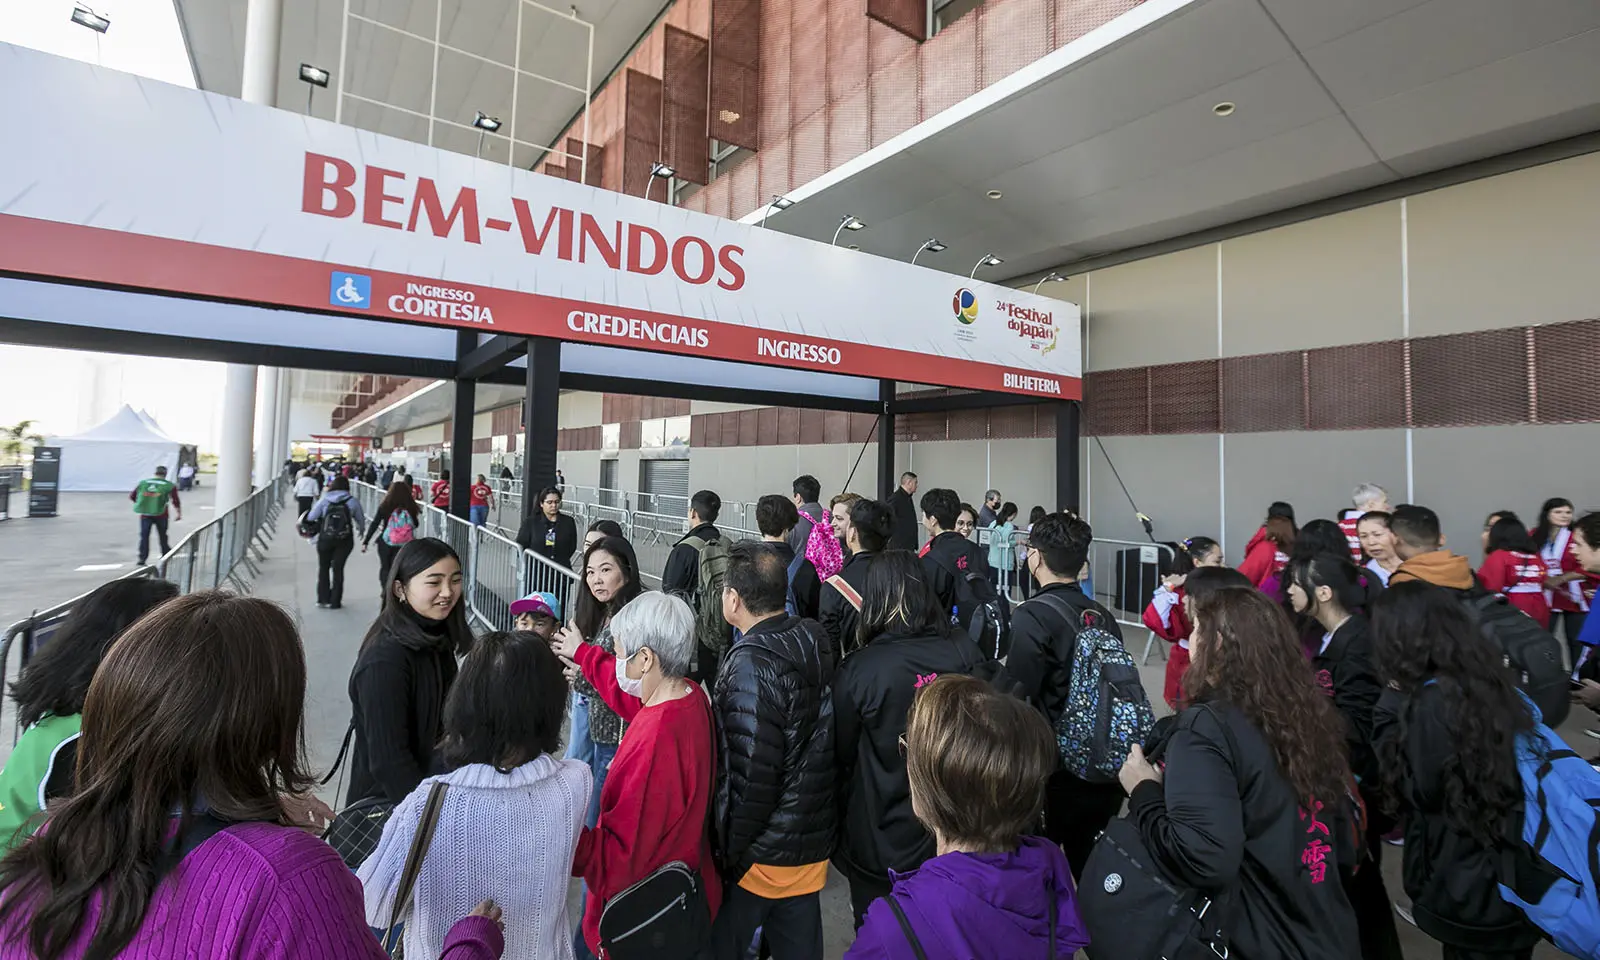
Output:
[
  {"xmin": 602, "ymin": 423, "xmax": 620, "ymax": 452},
  {"xmin": 933, "ymin": 0, "xmax": 984, "ymax": 34}
]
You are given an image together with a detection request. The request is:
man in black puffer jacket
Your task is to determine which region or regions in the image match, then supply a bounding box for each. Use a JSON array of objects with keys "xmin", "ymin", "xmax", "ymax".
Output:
[{"xmin": 711, "ymin": 541, "xmax": 836, "ymax": 960}]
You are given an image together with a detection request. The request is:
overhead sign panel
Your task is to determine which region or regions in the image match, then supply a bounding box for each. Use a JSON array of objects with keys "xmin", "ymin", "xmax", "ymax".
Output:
[{"xmin": 0, "ymin": 44, "xmax": 1080, "ymax": 399}]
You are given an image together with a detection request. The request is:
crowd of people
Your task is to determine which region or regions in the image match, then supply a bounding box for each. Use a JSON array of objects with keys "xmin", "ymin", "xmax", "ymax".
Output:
[{"xmin": 5, "ymin": 468, "xmax": 1600, "ymax": 960}]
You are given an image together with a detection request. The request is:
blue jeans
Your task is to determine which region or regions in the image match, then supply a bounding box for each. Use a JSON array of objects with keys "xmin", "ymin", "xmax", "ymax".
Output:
[
  {"xmin": 137, "ymin": 515, "xmax": 169, "ymax": 564},
  {"xmin": 586, "ymin": 743, "xmax": 618, "ymax": 829},
  {"xmin": 469, "ymin": 504, "xmax": 488, "ymax": 526},
  {"xmin": 566, "ymin": 692, "xmax": 593, "ymax": 764}
]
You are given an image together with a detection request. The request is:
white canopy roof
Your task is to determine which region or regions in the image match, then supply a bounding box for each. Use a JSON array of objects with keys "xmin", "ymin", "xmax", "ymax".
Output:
[{"xmin": 48, "ymin": 405, "xmax": 186, "ymax": 492}]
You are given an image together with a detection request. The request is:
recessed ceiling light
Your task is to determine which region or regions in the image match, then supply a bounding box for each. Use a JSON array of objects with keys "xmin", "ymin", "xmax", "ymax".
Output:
[
  {"xmin": 986, "ymin": 189, "xmax": 1003, "ymax": 200},
  {"xmin": 1213, "ymin": 101, "xmax": 1235, "ymax": 117}
]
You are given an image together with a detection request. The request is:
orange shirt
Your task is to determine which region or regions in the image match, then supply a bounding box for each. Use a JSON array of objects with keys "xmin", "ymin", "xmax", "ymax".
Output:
[{"xmin": 737, "ymin": 861, "xmax": 829, "ymax": 899}]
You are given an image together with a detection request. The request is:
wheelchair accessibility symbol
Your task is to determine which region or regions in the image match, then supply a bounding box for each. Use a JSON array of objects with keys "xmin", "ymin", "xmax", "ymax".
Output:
[{"xmin": 329, "ymin": 271, "xmax": 371, "ymax": 309}]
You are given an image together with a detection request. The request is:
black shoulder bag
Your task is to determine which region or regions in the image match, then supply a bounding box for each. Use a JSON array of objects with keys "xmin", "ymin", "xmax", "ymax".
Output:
[
  {"xmin": 597, "ymin": 688, "xmax": 716, "ymax": 960},
  {"xmin": 321, "ymin": 718, "xmax": 395, "ymax": 869}
]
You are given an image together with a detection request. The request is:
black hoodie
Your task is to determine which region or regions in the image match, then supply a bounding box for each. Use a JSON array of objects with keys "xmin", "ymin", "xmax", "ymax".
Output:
[
  {"xmin": 713, "ymin": 614, "xmax": 836, "ymax": 879},
  {"xmin": 345, "ymin": 610, "xmax": 459, "ymax": 806}
]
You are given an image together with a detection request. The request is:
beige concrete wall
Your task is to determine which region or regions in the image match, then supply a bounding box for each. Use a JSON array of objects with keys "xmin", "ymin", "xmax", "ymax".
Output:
[{"xmin": 559, "ymin": 391, "xmax": 604, "ymax": 429}]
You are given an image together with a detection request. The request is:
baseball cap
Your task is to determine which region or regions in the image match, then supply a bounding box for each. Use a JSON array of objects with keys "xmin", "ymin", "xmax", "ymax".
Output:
[{"xmin": 510, "ymin": 591, "xmax": 561, "ymax": 620}]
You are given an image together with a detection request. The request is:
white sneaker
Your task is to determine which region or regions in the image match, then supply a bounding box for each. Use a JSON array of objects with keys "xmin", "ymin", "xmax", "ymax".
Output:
[{"xmin": 1583, "ymin": 728, "xmax": 1600, "ymax": 740}]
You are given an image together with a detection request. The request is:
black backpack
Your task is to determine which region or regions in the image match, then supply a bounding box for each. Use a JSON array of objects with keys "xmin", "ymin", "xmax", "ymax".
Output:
[
  {"xmin": 321, "ymin": 499, "xmax": 355, "ymax": 542},
  {"xmin": 930, "ymin": 551, "xmax": 1013, "ymax": 660},
  {"xmin": 1466, "ymin": 592, "xmax": 1569, "ymax": 728}
]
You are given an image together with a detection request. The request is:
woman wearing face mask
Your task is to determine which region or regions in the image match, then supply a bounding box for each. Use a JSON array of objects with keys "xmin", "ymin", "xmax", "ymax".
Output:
[
  {"xmin": 1357, "ymin": 511, "xmax": 1401, "ymax": 586},
  {"xmin": 551, "ymin": 537, "xmax": 644, "ymax": 831},
  {"xmin": 1286, "ymin": 554, "xmax": 1402, "ymax": 960},
  {"xmin": 345, "ymin": 538, "xmax": 474, "ymax": 809},
  {"xmin": 553, "ymin": 592, "xmax": 721, "ymax": 960},
  {"xmin": 1534, "ymin": 498, "xmax": 1596, "ymax": 665},
  {"xmin": 1142, "ymin": 536, "xmax": 1223, "ymax": 709}
]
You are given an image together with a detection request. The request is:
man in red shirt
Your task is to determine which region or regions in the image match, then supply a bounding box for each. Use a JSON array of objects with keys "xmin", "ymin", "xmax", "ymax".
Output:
[
  {"xmin": 469, "ymin": 474, "xmax": 494, "ymax": 526},
  {"xmin": 430, "ymin": 470, "xmax": 451, "ymax": 510}
]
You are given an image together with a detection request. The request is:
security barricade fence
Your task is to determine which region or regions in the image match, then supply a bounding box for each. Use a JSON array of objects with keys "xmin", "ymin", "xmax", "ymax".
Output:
[{"xmin": 1, "ymin": 475, "xmax": 289, "ymax": 742}]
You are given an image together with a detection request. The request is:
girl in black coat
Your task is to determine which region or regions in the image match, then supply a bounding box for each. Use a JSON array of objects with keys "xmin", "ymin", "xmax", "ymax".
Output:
[
  {"xmin": 1119, "ymin": 585, "xmax": 1361, "ymax": 960},
  {"xmin": 1370, "ymin": 581, "xmax": 1542, "ymax": 960},
  {"xmin": 1287, "ymin": 554, "xmax": 1402, "ymax": 960},
  {"xmin": 345, "ymin": 538, "xmax": 474, "ymax": 806}
]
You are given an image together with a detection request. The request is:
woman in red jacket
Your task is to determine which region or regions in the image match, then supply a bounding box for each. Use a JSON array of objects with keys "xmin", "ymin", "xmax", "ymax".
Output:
[
  {"xmin": 1238, "ymin": 502, "xmax": 1297, "ymax": 590},
  {"xmin": 1534, "ymin": 498, "xmax": 1598, "ymax": 666},
  {"xmin": 553, "ymin": 591, "xmax": 720, "ymax": 960},
  {"xmin": 1143, "ymin": 537, "xmax": 1223, "ymax": 708},
  {"xmin": 1479, "ymin": 515, "xmax": 1550, "ymax": 629}
]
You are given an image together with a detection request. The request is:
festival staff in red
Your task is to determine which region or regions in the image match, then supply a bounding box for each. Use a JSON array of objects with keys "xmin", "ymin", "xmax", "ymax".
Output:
[
  {"xmin": 468, "ymin": 474, "xmax": 494, "ymax": 527},
  {"xmin": 1478, "ymin": 516, "xmax": 1551, "ymax": 629},
  {"xmin": 431, "ymin": 471, "xmax": 452, "ymax": 509}
]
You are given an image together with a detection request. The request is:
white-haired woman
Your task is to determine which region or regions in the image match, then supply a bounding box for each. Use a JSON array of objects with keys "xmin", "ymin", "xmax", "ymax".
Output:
[{"xmin": 552, "ymin": 591, "xmax": 722, "ymax": 959}]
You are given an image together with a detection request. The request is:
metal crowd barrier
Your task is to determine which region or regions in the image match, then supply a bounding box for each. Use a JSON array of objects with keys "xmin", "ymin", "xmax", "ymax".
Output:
[
  {"xmin": 1, "ymin": 474, "xmax": 289, "ymax": 742},
  {"xmin": 1082, "ymin": 538, "xmax": 1177, "ymax": 665}
]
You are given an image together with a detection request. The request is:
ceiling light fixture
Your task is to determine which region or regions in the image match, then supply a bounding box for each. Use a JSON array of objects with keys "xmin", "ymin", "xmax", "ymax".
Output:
[
  {"xmin": 298, "ymin": 64, "xmax": 330, "ymax": 115},
  {"xmin": 1031, "ymin": 272, "xmax": 1066, "ymax": 294},
  {"xmin": 986, "ymin": 189, "xmax": 1003, "ymax": 200},
  {"xmin": 911, "ymin": 238, "xmax": 947, "ymax": 265},
  {"xmin": 969, "ymin": 253, "xmax": 1003, "ymax": 278},
  {"xmin": 69, "ymin": 4, "xmax": 110, "ymax": 33},
  {"xmin": 1212, "ymin": 101, "xmax": 1235, "ymax": 117},
  {"xmin": 644, "ymin": 161, "xmax": 675, "ymax": 202},
  {"xmin": 831, "ymin": 215, "xmax": 866, "ymax": 245},
  {"xmin": 472, "ymin": 111, "xmax": 503, "ymax": 132}
]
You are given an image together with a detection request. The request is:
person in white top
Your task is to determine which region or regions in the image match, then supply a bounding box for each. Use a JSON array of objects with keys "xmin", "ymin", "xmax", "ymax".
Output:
[
  {"xmin": 293, "ymin": 469, "xmax": 320, "ymax": 519},
  {"xmin": 360, "ymin": 630, "xmax": 591, "ymax": 960}
]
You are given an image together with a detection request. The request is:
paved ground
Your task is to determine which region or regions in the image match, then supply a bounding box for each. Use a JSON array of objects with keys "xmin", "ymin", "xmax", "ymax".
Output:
[{"xmin": 0, "ymin": 504, "xmax": 1578, "ymax": 957}]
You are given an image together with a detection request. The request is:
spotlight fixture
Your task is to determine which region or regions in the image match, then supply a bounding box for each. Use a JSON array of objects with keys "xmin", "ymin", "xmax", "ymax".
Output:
[
  {"xmin": 759, "ymin": 194, "xmax": 795, "ymax": 228},
  {"xmin": 472, "ymin": 111, "xmax": 503, "ymax": 132},
  {"xmin": 911, "ymin": 238, "xmax": 947, "ymax": 265},
  {"xmin": 1212, "ymin": 101, "xmax": 1236, "ymax": 117},
  {"xmin": 831, "ymin": 215, "xmax": 866, "ymax": 245},
  {"xmin": 986, "ymin": 189, "xmax": 1003, "ymax": 200},
  {"xmin": 1031, "ymin": 272, "xmax": 1067, "ymax": 294},
  {"xmin": 969, "ymin": 253, "xmax": 1003, "ymax": 278},
  {"xmin": 299, "ymin": 63, "xmax": 331, "ymax": 88},
  {"xmin": 69, "ymin": 4, "xmax": 110, "ymax": 33},
  {"xmin": 644, "ymin": 161, "xmax": 675, "ymax": 201}
]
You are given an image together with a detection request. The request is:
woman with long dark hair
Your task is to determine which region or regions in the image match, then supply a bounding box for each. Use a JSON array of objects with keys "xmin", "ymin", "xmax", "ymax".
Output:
[
  {"xmin": 1479, "ymin": 516, "xmax": 1551, "ymax": 629},
  {"xmin": 1286, "ymin": 554, "xmax": 1402, "ymax": 959},
  {"xmin": 0, "ymin": 578, "xmax": 179, "ymax": 849},
  {"xmin": 1370, "ymin": 581, "xmax": 1541, "ymax": 960},
  {"xmin": 346, "ymin": 537, "xmax": 474, "ymax": 808},
  {"xmin": 551, "ymin": 536, "xmax": 643, "ymax": 830},
  {"xmin": 0, "ymin": 592, "xmax": 502, "ymax": 960},
  {"xmin": 1533, "ymin": 497, "xmax": 1594, "ymax": 664},
  {"xmin": 363, "ymin": 479, "xmax": 422, "ymax": 588},
  {"xmin": 1119, "ymin": 586, "xmax": 1360, "ymax": 959},
  {"xmin": 1239, "ymin": 502, "xmax": 1297, "ymax": 589},
  {"xmin": 831, "ymin": 550, "xmax": 989, "ymax": 926},
  {"xmin": 1142, "ymin": 536, "xmax": 1223, "ymax": 709}
]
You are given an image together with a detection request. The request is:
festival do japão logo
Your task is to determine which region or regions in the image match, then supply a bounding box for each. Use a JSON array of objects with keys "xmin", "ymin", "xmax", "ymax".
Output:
[
  {"xmin": 952, "ymin": 288, "xmax": 979, "ymax": 325},
  {"xmin": 997, "ymin": 299, "xmax": 1059, "ymax": 354}
]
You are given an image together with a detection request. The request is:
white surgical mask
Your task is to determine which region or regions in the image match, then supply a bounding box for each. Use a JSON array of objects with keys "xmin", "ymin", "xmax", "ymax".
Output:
[{"xmin": 614, "ymin": 650, "xmax": 644, "ymax": 698}]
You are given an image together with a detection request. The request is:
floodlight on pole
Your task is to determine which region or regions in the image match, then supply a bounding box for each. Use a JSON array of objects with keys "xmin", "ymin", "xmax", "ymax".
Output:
[
  {"xmin": 831, "ymin": 215, "xmax": 866, "ymax": 246},
  {"xmin": 299, "ymin": 64, "xmax": 330, "ymax": 115},
  {"xmin": 911, "ymin": 238, "xmax": 947, "ymax": 265},
  {"xmin": 969, "ymin": 253, "xmax": 1003, "ymax": 278},
  {"xmin": 70, "ymin": 4, "xmax": 110, "ymax": 33},
  {"xmin": 1031, "ymin": 272, "xmax": 1066, "ymax": 294},
  {"xmin": 645, "ymin": 161, "xmax": 675, "ymax": 202},
  {"xmin": 472, "ymin": 111, "xmax": 502, "ymax": 159},
  {"xmin": 759, "ymin": 194, "xmax": 795, "ymax": 228}
]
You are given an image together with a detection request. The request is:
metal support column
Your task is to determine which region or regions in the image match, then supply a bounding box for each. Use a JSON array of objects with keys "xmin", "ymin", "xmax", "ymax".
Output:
[
  {"xmin": 448, "ymin": 332, "xmax": 476, "ymax": 519},
  {"xmin": 521, "ymin": 336, "xmax": 561, "ymax": 523},
  {"xmin": 877, "ymin": 379, "xmax": 896, "ymax": 502},
  {"xmin": 1055, "ymin": 400, "xmax": 1081, "ymax": 514}
]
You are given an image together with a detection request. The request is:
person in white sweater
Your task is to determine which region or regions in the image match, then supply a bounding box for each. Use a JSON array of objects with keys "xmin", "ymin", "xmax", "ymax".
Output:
[{"xmin": 360, "ymin": 630, "xmax": 591, "ymax": 960}]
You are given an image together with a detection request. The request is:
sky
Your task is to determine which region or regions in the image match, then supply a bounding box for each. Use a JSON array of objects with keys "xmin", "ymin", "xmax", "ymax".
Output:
[{"xmin": 0, "ymin": 1, "xmax": 227, "ymax": 448}]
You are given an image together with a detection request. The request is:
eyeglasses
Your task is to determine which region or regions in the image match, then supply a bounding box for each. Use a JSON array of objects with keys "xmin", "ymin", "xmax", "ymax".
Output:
[{"xmin": 896, "ymin": 732, "xmax": 907, "ymax": 758}]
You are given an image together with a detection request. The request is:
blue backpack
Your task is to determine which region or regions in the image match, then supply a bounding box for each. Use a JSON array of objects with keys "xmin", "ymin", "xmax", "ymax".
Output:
[
  {"xmin": 784, "ymin": 549, "xmax": 808, "ymax": 617},
  {"xmin": 1497, "ymin": 691, "xmax": 1600, "ymax": 959}
]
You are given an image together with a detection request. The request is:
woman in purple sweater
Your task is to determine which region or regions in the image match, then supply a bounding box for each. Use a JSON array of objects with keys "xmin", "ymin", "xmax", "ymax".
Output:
[{"xmin": 0, "ymin": 591, "xmax": 503, "ymax": 960}]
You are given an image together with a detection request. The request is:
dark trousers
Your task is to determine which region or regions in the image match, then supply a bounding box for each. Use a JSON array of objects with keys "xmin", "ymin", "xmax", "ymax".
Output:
[
  {"xmin": 1441, "ymin": 947, "xmax": 1534, "ymax": 960},
  {"xmin": 1044, "ymin": 769, "xmax": 1125, "ymax": 881},
  {"xmin": 296, "ymin": 495, "xmax": 315, "ymax": 518},
  {"xmin": 1345, "ymin": 838, "xmax": 1403, "ymax": 960},
  {"xmin": 1019, "ymin": 565, "xmax": 1033, "ymax": 600},
  {"xmin": 138, "ymin": 515, "xmax": 170, "ymax": 564},
  {"xmin": 1557, "ymin": 611, "xmax": 1589, "ymax": 671},
  {"xmin": 375, "ymin": 540, "xmax": 399, "ymax": 589},
  {"xmin": 317, "ymin": 537, "xmax": 354, "ymax": 606},
  {"xmin": 710, "ymin": 884, "xmax": 823, "ymax": 960},
  {"xmin": 847, "ymin": 874, "xmax": 892, "ymax": 929}
]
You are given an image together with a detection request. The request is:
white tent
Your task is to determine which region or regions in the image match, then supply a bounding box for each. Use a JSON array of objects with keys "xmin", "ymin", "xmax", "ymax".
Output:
[{"xmin": 49, "ymin": 405, "xmax": 183, "ymax": 492}]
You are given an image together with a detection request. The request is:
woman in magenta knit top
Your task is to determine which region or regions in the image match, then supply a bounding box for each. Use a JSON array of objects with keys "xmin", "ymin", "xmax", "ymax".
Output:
[{"xmin": 0, "ymin": 592, "xmax": 502, "ymax": 960}]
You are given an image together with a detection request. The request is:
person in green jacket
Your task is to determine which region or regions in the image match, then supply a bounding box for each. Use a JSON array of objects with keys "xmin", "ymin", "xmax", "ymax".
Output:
[
  {"xmin": 0, "ymin": 577, "xmax": 179, "ymax": 849},
  {"xmin": 131, "ymin": 465, "xmax": 183, "ymax": 565}
]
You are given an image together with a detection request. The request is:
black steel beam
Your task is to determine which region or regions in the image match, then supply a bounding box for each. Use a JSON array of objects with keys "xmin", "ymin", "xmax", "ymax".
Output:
[
  {"xmin": 448, "ymin": 332, "xmax": 476, "ymax": 520},
  {"xmin": 1056, "ymin": 400, "xmax": 1081, "ymax": 514},
  {"xmin": 877, "ymin": 379, "xmax": 896, "ymax": 502},
  {"xmin": 522, "ymin": 336, "xmax": 562, "ymax": 523},
  {"xmin": 456, "ymin": 334, "xmax": 526, "ymax": 381}
]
